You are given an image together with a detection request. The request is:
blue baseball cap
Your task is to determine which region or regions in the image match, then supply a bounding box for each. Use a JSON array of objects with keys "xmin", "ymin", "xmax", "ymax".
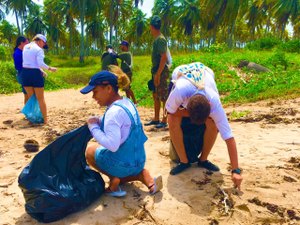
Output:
[
  {"xmin": 80, "ymin": 71, "xmax": 118, "ymax": 94},
  {"xmin": 120, "ymin": 40, "xmax": 129, "ymax": 47}
]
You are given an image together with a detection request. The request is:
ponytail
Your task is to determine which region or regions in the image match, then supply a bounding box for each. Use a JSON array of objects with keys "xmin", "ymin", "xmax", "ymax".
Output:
[
  {"xmin": 107, "ymin": 65, "xmax": 130, "ymax": 90},
  {"xmin": 14, "ymin": 36, "xmax": 27, "ymax": 51}
]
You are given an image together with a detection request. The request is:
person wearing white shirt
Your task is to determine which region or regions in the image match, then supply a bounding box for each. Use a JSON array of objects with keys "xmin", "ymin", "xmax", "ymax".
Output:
[
  {"xmin": 166, "ymin": 62, "xmax": 243, "ymax": 190},
  {"xmin": 81, "ymin": 66, "xmax": 163, "ymax": 197},
  {"xmin": 21, "ymin": 34, "xmax": 57, "ymax": 124}
]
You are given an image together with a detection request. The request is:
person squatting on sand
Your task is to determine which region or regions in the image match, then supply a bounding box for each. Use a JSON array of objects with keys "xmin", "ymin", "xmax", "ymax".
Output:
[
  {"xmin": 166, "ymin": 62, "xmax": 243, "ymax": 190},
  {"xmin": 21, "ymin": 34, "xmax": 57, "ymax": 124},
  {"xmin": 80, "ymin": 66, "xmax": 163, "ymax": 197},
  {"xmin": 13, "ymin": 36, "xmax": 29, "ymax": 105}
]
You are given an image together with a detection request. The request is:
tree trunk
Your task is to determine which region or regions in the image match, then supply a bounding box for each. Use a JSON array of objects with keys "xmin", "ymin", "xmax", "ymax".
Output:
[
  {"xmin": 79, "ymin": 0, "xmax": 86, "ymax": 63},
  {"xmin": 109, "ymin": 1, "xmax": 114, "ymax": 44},
  {"xmin": 14, "ymin": 10, "xmax": 21, "ymax": 35}
]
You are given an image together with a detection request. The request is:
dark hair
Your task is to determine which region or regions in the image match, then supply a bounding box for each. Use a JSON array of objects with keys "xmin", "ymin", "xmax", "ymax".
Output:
[
  {"xmin": 14, "ymin": 36, "xmax": 28, "ymax": 50},
  {"xmin": 187, "ymin": 94, "xmax": 211, "ymax": 125},
  {"xmin": 150, "ymin": 15, "xmax": 161, "ymax": 30}
]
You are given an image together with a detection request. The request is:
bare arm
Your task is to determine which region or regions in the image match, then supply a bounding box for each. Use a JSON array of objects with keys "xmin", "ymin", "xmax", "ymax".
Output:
[{"xmin": 225, "ymin": 137, "xmax": 243, "ymax": 190}]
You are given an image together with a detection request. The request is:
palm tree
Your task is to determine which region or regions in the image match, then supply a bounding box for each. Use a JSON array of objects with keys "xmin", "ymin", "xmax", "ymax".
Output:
[
  {"xmin": 152, "ymin": 0, "xmax": 175, "ymax": 39},
  {"xmin": 5, "ymin": 0, "xmax": 32, "ymax": 35},
  {"xmin": 0, "ymin": 19, "xmax": 17, "ymax": 43},
  {"xmin": 134, "ymin": 0, "xmax": 143, "ymax": 8},
  {"xmin": 176, "ymin": 0, "xmax": 201, "ymax": 50},
  {"xmin": 23, "ymin": 3, "xmax": 47, "ymax": 37},
  {"xmin": 71, "ymin": 0, "xmax": 101, "ymax": 63},
  {"xmin": 0, "ymin": 1, "xmax": 7, "ymax": 21},
  {"xmin": 204, "ymin": 0, "xmax": 248, "ymax": 48},
  {"xmin": 86, "ymin": 15, "xmax": 105, "ymax": 51},
  {"xmin": 273, "ymin": 0, "xmax": 299, "ymax": 38},
  {"xmin": 127, "ymin": 8, "xmax": 147, "ymax": 49}
]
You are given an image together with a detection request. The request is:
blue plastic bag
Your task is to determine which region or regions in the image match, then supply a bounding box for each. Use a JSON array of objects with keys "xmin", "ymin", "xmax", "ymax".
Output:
[
  {"xmin": 18, "ymin": 125, "xmax": 105, "ymax": 223},
  {"xmin": 21, "ymin": 94, "xmax": 44, "ymax": 123}
]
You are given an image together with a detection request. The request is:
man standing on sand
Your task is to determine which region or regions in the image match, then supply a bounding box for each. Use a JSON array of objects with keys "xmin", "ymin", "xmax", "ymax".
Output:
[
  {"xmin": 144, "ymin": 15, "xmax": 170, "ymax": 129},
  {"xmin": 101, "ymin": 44, "xmax": 118, "ymax": 70},
  {"xmin": 118, "ymin": 40, "xmax": 137, "ymax": 104}
]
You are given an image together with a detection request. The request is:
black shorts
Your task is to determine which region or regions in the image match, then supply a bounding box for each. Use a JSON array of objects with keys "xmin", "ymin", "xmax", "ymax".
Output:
[{"xmin": 21, "ymin": 68, "xmax": 44, "ymax": 88}]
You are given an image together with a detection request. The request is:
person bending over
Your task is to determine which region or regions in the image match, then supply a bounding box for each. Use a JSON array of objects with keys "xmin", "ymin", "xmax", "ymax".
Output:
[{"xmin": 166, "ymin": 62, "xmax": 243, "ymax": 190}]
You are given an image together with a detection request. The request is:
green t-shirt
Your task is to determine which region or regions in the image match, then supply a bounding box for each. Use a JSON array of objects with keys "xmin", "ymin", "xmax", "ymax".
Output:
[
  {"xmin": 101, "ymin": 52, "xmax": 118, "ymax": 70},
  {"xmin": 151, "ymin": 34, "xmax": 167, "ymax": 74},
  {"xmin": 118, "ymin": 51, "xmax": 132, "ymax": 74}
]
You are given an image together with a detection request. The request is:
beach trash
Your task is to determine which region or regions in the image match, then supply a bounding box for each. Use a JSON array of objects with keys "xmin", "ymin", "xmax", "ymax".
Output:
[
  {"xmin": 18, "ymin": 125, "xmax": 105, "ymax": 223},
  {"xmin": 24, "ymin": 139, "xmax": 39, "ymax": 152},
  {"xmin": 21, "ymin": 94, "xmax": 44, "ymax": 124}
]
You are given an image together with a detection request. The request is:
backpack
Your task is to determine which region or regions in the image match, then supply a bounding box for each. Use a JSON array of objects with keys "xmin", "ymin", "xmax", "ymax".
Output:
[{"xmin": 166, "ymin": 48, "xmax": 172, "ymax": 69}]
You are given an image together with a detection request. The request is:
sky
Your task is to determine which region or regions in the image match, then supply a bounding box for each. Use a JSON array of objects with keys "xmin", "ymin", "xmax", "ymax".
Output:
[{"xmin": 7, "ymin": 0, "xmax": 154, "ymax": 25}]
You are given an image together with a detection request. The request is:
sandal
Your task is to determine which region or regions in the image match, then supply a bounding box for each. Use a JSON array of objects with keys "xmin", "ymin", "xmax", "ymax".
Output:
[
  {"xmin": 148, "ymin": 175, "xmax": 163, "ymax": 195},
  {"xmin": 106, "ymin": 186, "xmax": 127, "ymax": 197}
]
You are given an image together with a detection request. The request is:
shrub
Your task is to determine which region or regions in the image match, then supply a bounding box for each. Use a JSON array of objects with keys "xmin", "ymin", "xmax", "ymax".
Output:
[
  {"xmin": 267, "ymin": 51, "xmax": 288, "ymax": 70},
  {"xmin": 246, "ymin": 37, "xmax": 281, "ymax": 50},
  {"xmin": 279, "ymin": 40, "xmax": 300, "ymax": 53}
]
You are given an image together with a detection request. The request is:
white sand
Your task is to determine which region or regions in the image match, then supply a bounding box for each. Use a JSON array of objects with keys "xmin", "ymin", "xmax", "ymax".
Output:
[{"xmin": 0, "ymin": 90, "xmax": 299, "ymax": 225}]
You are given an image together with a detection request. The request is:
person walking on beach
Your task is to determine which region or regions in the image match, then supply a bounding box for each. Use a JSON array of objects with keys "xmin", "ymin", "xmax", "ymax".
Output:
[
  {"xmin": 118, "ymin": 40, "xmax": 137, "ymax": 104},
  {"xmin": 13, "ymin": 36, "xmax": 29, "ymax": 105},
  {"xmin": 22, "ymin": 34, "xmax": 57, "ymax": 124},
  {"xmin": 81, "ymin": 66, "xmax": 163, "ymax": 197},
  {"xmin": 166, "ymin": 62, "xmax": 243, "ymax": 190},
  {"xmin": 144, "ymin": 15, "xmax": 170, "ymax": 129},
  {"xmin": 101, "ymin": 44, "xmax": 118, "ymax": 70}
]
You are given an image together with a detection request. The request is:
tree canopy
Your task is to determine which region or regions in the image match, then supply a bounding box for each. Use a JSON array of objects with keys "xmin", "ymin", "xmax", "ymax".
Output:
[{"xmin": 0, "ymin": 0, "xmax": 299, "ymax": 62}]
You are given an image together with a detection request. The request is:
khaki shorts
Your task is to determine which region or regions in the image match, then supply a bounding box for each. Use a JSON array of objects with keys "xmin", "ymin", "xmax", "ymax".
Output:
[{"xmin": 153, "ymin": 68, "xmax": 169, "ymax": 102}]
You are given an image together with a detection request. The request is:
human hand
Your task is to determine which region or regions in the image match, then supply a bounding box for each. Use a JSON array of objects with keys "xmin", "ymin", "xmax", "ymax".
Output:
[
  {"xmin": 154, "ymin": 73, "xmax": 160, "ymax": 87},
  {"xmin": 87, "ymin": 116, "xmax": 100, "ymax": 125},
  {"xmin": 49, "ymin": 66, "xmax": 57, "ymax": 72},
  {"xmin": 42, "ymin": 71, "xmax": 48, "ymax": 77},
  {"xmin": 231, "ymin": 173, "xmax": 243, "ymax": 191}
]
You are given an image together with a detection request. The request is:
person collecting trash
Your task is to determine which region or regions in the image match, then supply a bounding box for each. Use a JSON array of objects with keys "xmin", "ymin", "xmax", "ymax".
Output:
[{"xmin": 80, "ymin": 66, "xmax": 163, "ymax": 197}]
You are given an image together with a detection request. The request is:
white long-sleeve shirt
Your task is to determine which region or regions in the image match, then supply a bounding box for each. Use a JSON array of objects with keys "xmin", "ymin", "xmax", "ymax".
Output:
[
  {"xmin": 166, "ymin": 63, "xmax": 233, "ymax": 141},
  {"xmin": 22, "ymin": 42, "xmax": 49, "ymax": 70},
  {"xmin": 88, "ymin": 98, "xmax": 137, "ymax": 152}
]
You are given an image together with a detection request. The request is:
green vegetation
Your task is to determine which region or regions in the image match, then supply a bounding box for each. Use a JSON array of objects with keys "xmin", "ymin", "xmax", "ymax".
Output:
[
  {"xmin": 1, "ymin": 49, "xmax": 299, "ymax": 107},
  {"xmin": 0, "ymin": 1, "xmax": 299, "ymax": 62},
  {"xmin": 229, "ymin": 110, "xmax": 251, "ymax": 120}
]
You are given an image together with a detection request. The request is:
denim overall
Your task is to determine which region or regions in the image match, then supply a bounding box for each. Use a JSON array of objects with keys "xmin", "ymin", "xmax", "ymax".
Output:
[{"xmin": 95, "ymin": 100, "xmax": 147, "ymax": 178}]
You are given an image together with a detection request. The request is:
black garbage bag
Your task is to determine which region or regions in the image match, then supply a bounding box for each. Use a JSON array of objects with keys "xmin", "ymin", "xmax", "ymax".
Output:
[
  {"xmin": 169, "ymin": 117, "xmax": 206, "ymax": 163},
  {"xmin": 18, "ymin": 125, "xmax": 105, "ymax": 223},
  {"xmin": 182, "ymin": 117, "xmax": 206, "ymax": 163}
]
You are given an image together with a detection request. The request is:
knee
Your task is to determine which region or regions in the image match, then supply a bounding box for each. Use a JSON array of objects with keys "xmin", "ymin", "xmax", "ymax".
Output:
[
  {"xmin": 168, "ymin": 117, "xmax": 181, "ymax": 130},
  {"xmin": 85, "ymin": 145, "xmax": 96, "ymax": 163}
]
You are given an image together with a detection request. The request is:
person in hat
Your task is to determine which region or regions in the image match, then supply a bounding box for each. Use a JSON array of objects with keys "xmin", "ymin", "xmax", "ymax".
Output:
[
  {"xmin": 144, "ymin": 15, "xmax": 170, "ymax": 129},
  {"xmin": 81, "ymin": 66, "xmax": 163, "ymax": 197},
  {"xmin": 12, "ymin": 36, "xmax": 29, "ymax": 105},
  {"xmin": 117, "ymin": 40, "xmax": 137, "ymax": 104},
  {"xmin": 101, "ymin": 44, "xmax": 118, "ymax": 70},
  {"xmin": 21, "ymin": 34, "xmax": 57, "ymax": 124},
  {"xmin": 166, "ymin": 62, "xmax": 243, "ymax": 190}
]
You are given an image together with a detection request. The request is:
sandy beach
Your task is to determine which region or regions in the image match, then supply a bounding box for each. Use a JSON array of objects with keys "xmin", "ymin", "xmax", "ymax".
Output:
[{"xmin": 0, "ymin": 89, "xmax": 299, "ymax": 225}]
